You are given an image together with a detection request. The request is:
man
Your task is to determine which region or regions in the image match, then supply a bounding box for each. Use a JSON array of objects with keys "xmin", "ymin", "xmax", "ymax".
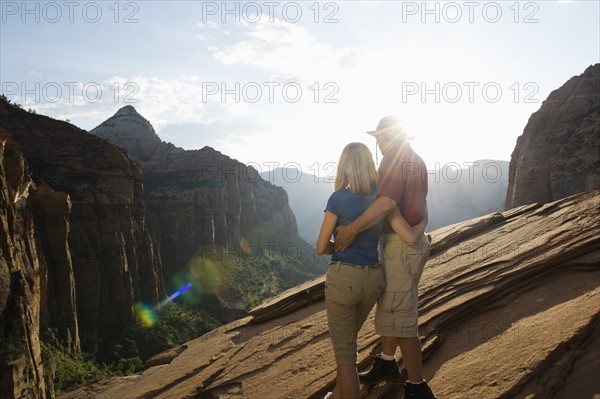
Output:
[{"xmin": 334, "ymin": 116, "xmax": 436, "ymax": 399}]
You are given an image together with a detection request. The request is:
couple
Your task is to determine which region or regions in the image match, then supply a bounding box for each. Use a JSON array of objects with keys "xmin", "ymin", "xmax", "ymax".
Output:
[{"xmin": 317, "ymin": 116, "xmax": 436, "ymax": 399}]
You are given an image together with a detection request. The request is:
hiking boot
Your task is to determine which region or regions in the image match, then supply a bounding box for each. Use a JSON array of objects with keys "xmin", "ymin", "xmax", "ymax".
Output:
[
  {"xmin": 403, "ymin": 381, "xmax": 437, "ymax": 399},
  {"xmin": 358, "ymin": 354, "xmax": 401, "ymax": 385}
]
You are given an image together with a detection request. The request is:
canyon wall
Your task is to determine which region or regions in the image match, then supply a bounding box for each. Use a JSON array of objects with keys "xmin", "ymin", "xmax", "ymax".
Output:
[
  {"xmin": 0, "ymin": 99, "xmax": 165, "ymax": 358},
  {"xmin": 505, "ymin": 64, "xmax": 600, "ymax": 209}
]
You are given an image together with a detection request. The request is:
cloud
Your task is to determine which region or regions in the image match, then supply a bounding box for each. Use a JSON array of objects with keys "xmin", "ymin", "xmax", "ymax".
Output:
[
  {"xmin": 197, "ymin": 21, "xmax": 220, "ymax": 29},
  {"xmin": 22, "ymin": 75, "xmax": 255, "ymax": 134},
  {"xmin": 20, "ymin": 73, "xmax": 280, "ymax": 161},
  {"xmin": 195, "ymin": 21, "xmax": 221, "ymax": 41},
  {"xmin": 212, "ymin": 19, "xmax": 365, "ymax": 79},
  {"xmin": 339, "ymin": 48, "xmax": 366, "ymax": 68}
]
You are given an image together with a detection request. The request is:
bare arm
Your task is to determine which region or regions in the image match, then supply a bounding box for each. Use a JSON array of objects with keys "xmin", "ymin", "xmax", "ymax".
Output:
[
  {"xmin": 387, "ymin": 207, "xmax": 428, "ymax": 245},
  {"xmin": 334, "ymin": 196, "xmax": 397, "ymax": 252},
  {"xmin": 317, "ymin": 211, "xmax": 338, "ymax": 255}
]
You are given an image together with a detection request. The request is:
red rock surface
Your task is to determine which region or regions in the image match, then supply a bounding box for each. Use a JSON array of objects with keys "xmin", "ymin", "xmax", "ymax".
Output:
[
  {"xmin": 57, "ymin": 191, "xmax": 600, "ymax": 399},
  {"xmin": 0, "ymin": 133, "xmax": 47, "ymax": 399},
  {"xmin": 505, "ymin": 64, "xmax": 600, "ymax": 209},
  {"xmin": 32, "ymin": 183, "xmax": 80, "ymax": 354}
]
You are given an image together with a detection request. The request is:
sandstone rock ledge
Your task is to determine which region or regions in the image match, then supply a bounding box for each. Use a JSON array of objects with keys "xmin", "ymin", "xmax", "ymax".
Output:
[{"xmin": 58, "ymin": 191, "xmax": 600, "ymax": 399}]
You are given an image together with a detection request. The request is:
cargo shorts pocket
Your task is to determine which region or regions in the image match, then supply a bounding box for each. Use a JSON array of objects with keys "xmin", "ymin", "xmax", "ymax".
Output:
[{"xmin": 378, "ymin": 278, "xmax": 414, "ymax": 314}]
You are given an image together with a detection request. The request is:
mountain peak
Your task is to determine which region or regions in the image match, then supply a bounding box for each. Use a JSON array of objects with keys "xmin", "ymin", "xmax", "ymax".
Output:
[
  {"xmin": 90, "ymin": 106, "xmax": 163, "ymax": 161},
  {"xmin": 114, "ymin": 105, "xmax": 141, "ymax": 118}
]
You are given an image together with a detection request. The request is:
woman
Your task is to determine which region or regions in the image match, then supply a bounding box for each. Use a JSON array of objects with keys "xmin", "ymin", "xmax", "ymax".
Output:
[{"xmin": 317, "ymin": 142, "xmax": 428, "ymax": 399}]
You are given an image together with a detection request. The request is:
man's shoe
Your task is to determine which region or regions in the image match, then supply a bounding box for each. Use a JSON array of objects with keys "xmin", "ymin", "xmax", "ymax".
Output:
[
  {"xmin": 358, "ymin": 354, "xmax": 401, "ymax": 385},
  {"xmin": 403, "ymin": 381, "xmax": 437, "ymax": 399}
]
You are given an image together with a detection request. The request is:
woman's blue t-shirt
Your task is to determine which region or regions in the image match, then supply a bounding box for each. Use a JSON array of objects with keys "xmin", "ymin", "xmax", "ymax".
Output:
[{"xmin": 325, "ymin": 189, "xmax": 382, "ymax": 266}]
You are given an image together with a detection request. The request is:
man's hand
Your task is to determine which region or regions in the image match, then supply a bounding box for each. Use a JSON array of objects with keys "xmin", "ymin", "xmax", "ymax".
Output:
[{"xmin": 334, "ymin": 224, "xmax": 357, "ymax": 252}]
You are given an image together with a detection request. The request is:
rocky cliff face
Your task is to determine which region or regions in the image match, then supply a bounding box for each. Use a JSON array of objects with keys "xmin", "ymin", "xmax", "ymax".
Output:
[
  {"xmin": 32, "ymin": 183, "xmax": 79, "ymax": 355},
  {"xmin": 0, "ymin": 99, "xmax": 165, "ymax": 358},
  {"xmin": 0, "ymin": 133, "xmax": 47, "ymax": 399},
  {"xmin": 90, "ymin": 107, "xmax": 323, "ymax": 316},
  {"xmin": 505, "ymin": 64, "xmax": 600, "ymax": 209},
  {"xmin": 56, "ymin": 190, "xmax": 600, "ymax": 399}
]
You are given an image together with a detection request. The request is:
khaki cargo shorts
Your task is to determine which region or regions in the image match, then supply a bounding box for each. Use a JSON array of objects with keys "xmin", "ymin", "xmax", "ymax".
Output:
[
  {"xmin": 375, "ymin": 234, "xmax": 430, "ymax": 338},
  {"xmin": 326, "ymin": 261, "xmax": 385, "ymax": 365}
]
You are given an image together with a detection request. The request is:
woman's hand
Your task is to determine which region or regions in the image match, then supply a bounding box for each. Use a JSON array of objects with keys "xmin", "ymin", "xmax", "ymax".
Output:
[
  {"xmin": 317, "ymin": 211, "xmax": 338, "ymax": 255},
  {"xmin": 322, "ymin": 241, "xmax": 335, "ymax": 255}
]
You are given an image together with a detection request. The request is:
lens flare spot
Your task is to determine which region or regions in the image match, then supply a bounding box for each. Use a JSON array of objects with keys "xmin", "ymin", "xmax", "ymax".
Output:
[
  {"xmin": 240, "ymin": 238, "xmax": 253, "ymax": 255},
  {"xmin": 134, "ymin": 303, "xmax": 156, "ymax": 328},
  {"xmin": 168, "ymin": 272, "xmax": 203, "ymax": 305},
  {"xmin": 159, "ymin": 282, "xmax": 193, "ymax": 307},
  {"xmin": 187, "ymin": 257, "xmax": 222, "ymax": 295}
]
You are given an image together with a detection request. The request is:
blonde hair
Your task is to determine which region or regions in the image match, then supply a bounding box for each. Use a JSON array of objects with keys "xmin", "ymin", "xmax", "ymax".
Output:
[{"xmin": 335, "ymin": 142, "xmax": 379, "ymax": 195}]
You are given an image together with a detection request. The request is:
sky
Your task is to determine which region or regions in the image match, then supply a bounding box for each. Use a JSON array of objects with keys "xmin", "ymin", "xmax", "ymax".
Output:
[{"xmin": 1, "ymin": 0, "xmax": 599, "ymax": 178}]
